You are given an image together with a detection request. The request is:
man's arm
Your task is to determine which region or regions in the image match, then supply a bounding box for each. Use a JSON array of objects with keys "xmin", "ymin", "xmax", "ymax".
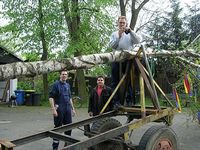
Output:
[
  {"xmin": 88, "ymin": 90, "xmax": 93, "ymax": 116},
  {"xmin": 130, "ymin": 31, "xmax": 141, "ymax": 44},
  {"xmin": 109, "ymin": 32, "xmax": 120, "ymax": 49},
  {"xmin": 49, "ymin": 83, "xmax": 58, "ymax": 117},
  {"xmin": 49, "ymin": 97, "xmax": 58, "ymax": 117},
  {"xmin": 70, "ymin": 98, "xmax": 76, "ymax": 116}
]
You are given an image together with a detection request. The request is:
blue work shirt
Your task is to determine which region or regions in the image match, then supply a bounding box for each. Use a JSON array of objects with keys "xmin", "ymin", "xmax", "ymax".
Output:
[{"xmin": 49, "ymin": 80, "xmax": 72, "ymax": 110}]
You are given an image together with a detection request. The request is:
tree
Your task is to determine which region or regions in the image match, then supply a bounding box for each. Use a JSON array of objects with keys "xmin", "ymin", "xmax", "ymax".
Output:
[
  {"xmin": 184, "ymin": 0, "xmax": 200, "ymax": 49},
  {"xmin": 145, "ymin": 1, "xmax": 185, "ymax": 50},
  {"xmin": 118, "ymin": 0, "xmax": 150, "ymax": 30},
  {"xmin": 0, "ymin": 0, "xmax": 117, "ymax": 102},
  {"xmin": 61, "ymin": 0, "xmax": 117, "ymax": 101}
]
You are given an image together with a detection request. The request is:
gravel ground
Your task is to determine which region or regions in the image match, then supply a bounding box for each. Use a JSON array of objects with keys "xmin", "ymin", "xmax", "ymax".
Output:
[{"xmin": 0, "ymin": 105, "xmax": 200, "ymax": 150}]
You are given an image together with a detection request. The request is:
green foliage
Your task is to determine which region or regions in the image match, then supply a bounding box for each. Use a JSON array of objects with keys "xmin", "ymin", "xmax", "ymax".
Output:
[
  {"xmin": 17, "ymin": 79, "xmax": 34, "ymax": 90},
  {"xmin": 87, "ymin": 64, "xmax": 111, "ymax": 77},
  {"xmin": 22, "ymin": 52, "xmax": 41, "ymax": 61},
  {"xmin": 0, "ymin": 0, "xmax": 65, "ymax": 56},
  {"xmin": 145, "ymin": 1, "xmax": 186, "ymax": 50},
  {"xmin": 0, "ymin": 0, "xmax": 116, "ymax": 104},
  {"xmin": 58, "ymin": 0, "xmax": 115, "ymax": 58}
]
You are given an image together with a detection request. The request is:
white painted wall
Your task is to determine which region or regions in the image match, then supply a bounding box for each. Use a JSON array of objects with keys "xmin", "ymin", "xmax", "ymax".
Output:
[
  {"xmin": 9, "ymin": 79, "xmax": 18, "ymax": 97},
  {"xmin": 4, "ymin": 79, "xmax": 18, "ymax": 102}
]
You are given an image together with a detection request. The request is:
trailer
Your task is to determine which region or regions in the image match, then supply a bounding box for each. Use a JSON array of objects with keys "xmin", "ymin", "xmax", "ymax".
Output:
[{"xmin": 0, "ymin": 45, "xmax": 182, "ymax": 150}]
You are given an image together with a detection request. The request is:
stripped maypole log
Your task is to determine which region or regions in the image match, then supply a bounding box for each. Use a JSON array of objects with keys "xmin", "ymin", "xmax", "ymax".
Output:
[
  {"xmin": 0, "ymin": 48, "xmax": 199, "ymax": 81},
  {"xmin": 0, "ymin": 51, "xmax": 132, "ymax": 80}
]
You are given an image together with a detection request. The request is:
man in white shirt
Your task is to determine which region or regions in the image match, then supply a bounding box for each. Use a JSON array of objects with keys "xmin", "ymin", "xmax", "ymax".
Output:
[{"xmin": 109, "ymin": 16, "xmax": 141, "ymax": 107}]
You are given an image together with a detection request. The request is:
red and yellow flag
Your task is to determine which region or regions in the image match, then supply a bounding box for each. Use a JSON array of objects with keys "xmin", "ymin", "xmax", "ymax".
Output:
[
  {"xmin": 172, "ymin": 88, "xmax": 181, "ymax": 112},
  {"xmin": 183, "ymin": 74, "xmax": 190, "ymax": 94}
]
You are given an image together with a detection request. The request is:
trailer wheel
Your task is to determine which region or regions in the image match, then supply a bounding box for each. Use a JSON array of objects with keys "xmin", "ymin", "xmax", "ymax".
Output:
[
  {"xmin": 91, "ymin": 117, "xmax": 127, "ymax": 150},
  {"xmin": 138, "ymin": 125, "xmax": 179, "ymax": 150}
]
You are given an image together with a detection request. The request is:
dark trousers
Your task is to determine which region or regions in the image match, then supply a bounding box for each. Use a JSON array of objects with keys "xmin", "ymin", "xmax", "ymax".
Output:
[
  {"xmin": 111, "ymin": 61, "xmax": 133, "ymax": 105},
  {"xmin": 111, "ymin": 60, "xmax": 140, "ymax": 106},
  {"xmin": 52, "ymin": 106, "xmax": 72, "ymax": 149}
]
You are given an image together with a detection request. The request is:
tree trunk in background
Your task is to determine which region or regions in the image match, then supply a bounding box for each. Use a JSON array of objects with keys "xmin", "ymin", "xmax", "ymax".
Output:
[
  {"xmin": 63, "ymin": 0, "xmax": 88, "ymax": 102},
  {"xmin": 74, "ymin": 51, "xmax": 88, "ymax": 102},
  {"xmin": 119, "ymin": 0, "xmax": 149, "ymax": 30},
  {"xmin": 119, "ymin": 0, "xmax": 126, "ymax": 16},
  {"xmin": 38, "ymin": 0, "xmax": 48, "ymax": 101}
]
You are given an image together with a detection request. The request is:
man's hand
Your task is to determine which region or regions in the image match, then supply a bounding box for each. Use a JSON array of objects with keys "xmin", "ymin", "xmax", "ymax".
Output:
[
  {"xmin": 118, "ymin": 27, "xmax": 125, "ymax": 38},
  {"xmin": 72, "ymin": 109, "xmax": 76, "ymax": 117},
  {"xmin": 52, "ymin": 108, "xmax": 58, "ymax": 117}
]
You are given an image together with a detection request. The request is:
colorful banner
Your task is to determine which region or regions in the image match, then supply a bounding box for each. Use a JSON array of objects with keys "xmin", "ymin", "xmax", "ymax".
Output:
[
  {"xmin": 172, "ymin": 88, "xmax": 182, "ymax": 112},
  {"xmin": 183, "ymin": 74, "xmax": 190, "ymax": 94}
]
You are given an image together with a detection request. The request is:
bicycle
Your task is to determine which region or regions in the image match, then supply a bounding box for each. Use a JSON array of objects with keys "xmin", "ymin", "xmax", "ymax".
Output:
[{"xmin": 72, "ymin": 96, "xmax": 82, "ymax": 108}]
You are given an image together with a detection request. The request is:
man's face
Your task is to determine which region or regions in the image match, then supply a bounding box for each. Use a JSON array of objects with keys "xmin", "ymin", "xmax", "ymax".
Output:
[
  {"xmin": 118, "ymin": 18, "xmax": 127, "ymax": 29},
  {"xmin": 60, "ymin": 71, "xmax": 68, "ymax": 82},
  {"xmin": 97, "ymin": 77, "xmax": 104, "ymax": 87}
]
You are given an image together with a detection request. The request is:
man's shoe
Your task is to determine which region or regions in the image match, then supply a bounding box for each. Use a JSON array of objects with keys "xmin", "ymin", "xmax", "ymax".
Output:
[
  {"xmin": 125, "ymin": 101, "xmax": 133, "ymax": 107},
  {"xmin": 113, "ymin": 103, "xmax": 121, "ymax": 110}
]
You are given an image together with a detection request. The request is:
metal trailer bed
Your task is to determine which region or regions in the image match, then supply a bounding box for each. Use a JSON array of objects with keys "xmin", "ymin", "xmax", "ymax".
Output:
[{"xmin": 0, "ymin": 46, "xmax": 178, "ymax": 150}]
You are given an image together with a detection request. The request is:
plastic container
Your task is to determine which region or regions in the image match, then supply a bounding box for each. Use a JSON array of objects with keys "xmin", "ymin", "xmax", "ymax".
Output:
[
  {"xmin": 198, "ymin": 112, "xmax": 200, "ymax": 124},
  {"xmin": 24, "ymin": 90, "xmax": 35, "ymax": 106},
  {"xmin": 14, "ymin": 90, "xmax": 25, "ymax": 105},
  {"xmin": 32, "ymin": 93, "xmax": 41, "ymax": 106}
]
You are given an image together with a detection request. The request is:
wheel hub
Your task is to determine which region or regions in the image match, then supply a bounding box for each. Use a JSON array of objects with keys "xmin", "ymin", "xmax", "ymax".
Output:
[{"xmin": 155, "ymin": 139, "xmax": 172, "ymax": 150}]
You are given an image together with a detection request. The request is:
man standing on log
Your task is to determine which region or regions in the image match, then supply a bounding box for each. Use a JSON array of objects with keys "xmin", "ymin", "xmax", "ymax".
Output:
[
  {"xmin": 49, "ymin": 70, "xmax": 76, "ymax": 150},
  {"xmin": 109, "ymin": 16, "xmax": 141, "ymax": 107}
]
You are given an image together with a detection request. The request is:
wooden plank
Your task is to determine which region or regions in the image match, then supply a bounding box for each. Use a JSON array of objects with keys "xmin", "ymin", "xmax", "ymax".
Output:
[{"xmin": 0, "ymin": 140, "xmax": 16, "ymax": 149}]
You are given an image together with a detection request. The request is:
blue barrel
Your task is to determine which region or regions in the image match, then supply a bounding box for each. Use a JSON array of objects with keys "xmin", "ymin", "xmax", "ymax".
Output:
[
  {"xmin": 14, "ymin": 90, "xmax": 25, "ymax": 105},
  {"xmin": 198, "ymin": 112, "xmax": 200, "ymax": 124}
]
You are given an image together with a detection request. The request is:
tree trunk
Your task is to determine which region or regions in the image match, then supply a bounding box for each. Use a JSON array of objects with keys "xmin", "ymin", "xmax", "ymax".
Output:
[
  {"xmin": 76, "ymin": 69, "xmax": 88, "ymax": 102},
  {"xmin": 38, "ymin": 0, "xmax": 48, "ymax": 101},
  {"xmin": 119, "ymin": 0, "xmax": 126, "ymax": 16},
  {"xmin": 0, "ymin": 49, "xmax": 199, "ymax": 81},
  {"xmin": 63, "ymin": 0, "xmax": 88, "ymax": 102},
  {"xmin": 118, "ymin": 0, "xmax": 149, "ymax": 29}
]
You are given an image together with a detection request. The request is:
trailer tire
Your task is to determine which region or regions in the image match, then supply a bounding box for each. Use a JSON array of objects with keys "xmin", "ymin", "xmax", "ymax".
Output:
[
  {"xmin": 91, "ymin": 117, "xmax": 127, "ymax": 150},
  {"xmin": 138, "ymin": 125, "xmax": 179, "ymax": 150}
]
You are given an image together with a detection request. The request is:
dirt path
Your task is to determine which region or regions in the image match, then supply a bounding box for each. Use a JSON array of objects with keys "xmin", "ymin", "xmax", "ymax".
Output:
[{"xmin": 0, "ymin": 105, "xmax": 200, "ymax": 150}]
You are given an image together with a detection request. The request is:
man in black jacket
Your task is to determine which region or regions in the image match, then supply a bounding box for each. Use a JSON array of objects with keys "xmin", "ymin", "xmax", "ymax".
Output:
[{"xmin": 88, "ymin": 76, "xmax": 113, "ymax": 116}]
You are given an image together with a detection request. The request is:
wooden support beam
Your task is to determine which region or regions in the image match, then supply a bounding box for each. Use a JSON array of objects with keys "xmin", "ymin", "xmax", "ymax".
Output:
[
  {"xmin": 118, "ymin": 106, "xmax": 159, "ymax": 114},
  {"xmin": 0, "ymin": 140, "xmax": 16, "ymax": 150}
]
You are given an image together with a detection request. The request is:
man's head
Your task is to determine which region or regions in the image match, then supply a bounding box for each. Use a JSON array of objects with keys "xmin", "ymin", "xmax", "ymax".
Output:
[
  {"xmin": 97, "ymin": 75, "xmax": 105, "ymax": 87},
  {"xmin": 60, "ymin": 70, "xmax": 68, "ymax": 82},
  {"xmin": 118, "ymin": 16, "xmax": 128, "ymax": 30}
]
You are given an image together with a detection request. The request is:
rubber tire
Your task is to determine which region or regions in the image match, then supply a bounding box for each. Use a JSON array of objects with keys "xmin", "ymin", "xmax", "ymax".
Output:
[
  {"xmin": 91, "ymin": 117, "xmax": 127, "ymax": 150},
  {"xmin": 138, "ymin": 125, "xmax": 179, "ymax": 150}
]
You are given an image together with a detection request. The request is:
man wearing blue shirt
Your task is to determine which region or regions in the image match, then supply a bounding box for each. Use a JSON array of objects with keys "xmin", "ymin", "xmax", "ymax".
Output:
[{"xmin": 49, "ymin": 70, "xmax": 76, "ymax": 150}]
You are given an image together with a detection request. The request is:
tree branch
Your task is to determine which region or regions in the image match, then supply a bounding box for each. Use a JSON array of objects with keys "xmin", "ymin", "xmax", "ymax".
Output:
[{"xmin": 177, "ymin": 56, "xmax": 200, "ymax": 68}]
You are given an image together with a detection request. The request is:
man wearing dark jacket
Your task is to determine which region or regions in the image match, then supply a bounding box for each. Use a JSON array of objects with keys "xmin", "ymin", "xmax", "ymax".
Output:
[{"xmin": 88, "ymin": 76, "xmax": 113, "ymax": 116}]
